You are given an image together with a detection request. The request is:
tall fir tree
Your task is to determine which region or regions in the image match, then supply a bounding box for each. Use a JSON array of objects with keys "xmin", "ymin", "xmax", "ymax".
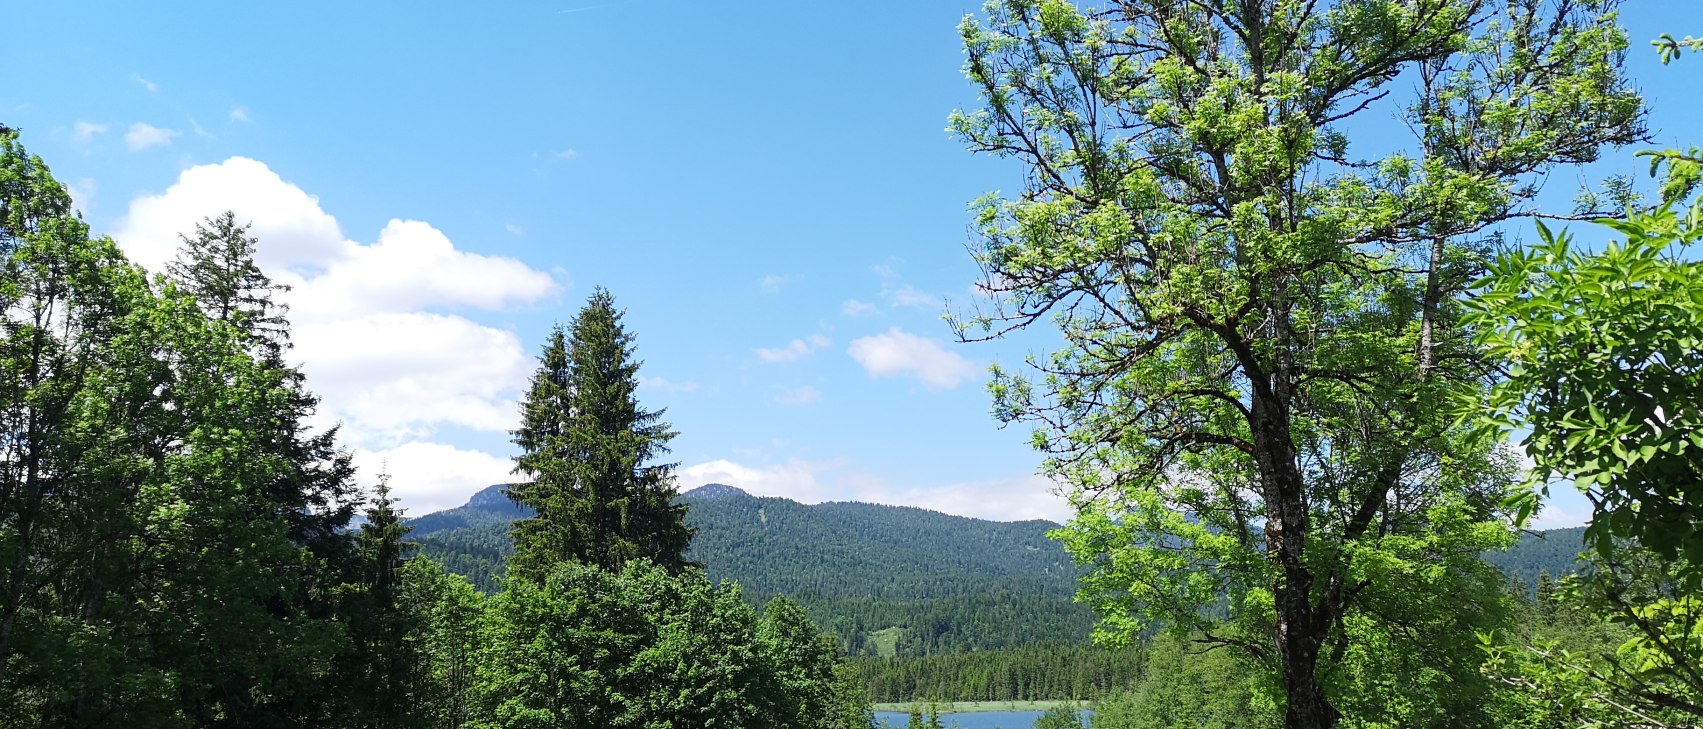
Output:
[
  {"xmin": 167, "ymin": 211, "xmax": 357, "ymax": 550},
  {"xmin": 506, "ymin": 287, "xmax": 693, "ymax": 582},
  {"xmin": 166, "ymin": 211, "xmax": 291, "ymax": 360}
]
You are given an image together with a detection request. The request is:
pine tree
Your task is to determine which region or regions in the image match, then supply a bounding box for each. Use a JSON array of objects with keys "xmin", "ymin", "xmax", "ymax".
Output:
[{"xmin": 506, "ymin": 287, "xmax": 693, "ymax": 582}]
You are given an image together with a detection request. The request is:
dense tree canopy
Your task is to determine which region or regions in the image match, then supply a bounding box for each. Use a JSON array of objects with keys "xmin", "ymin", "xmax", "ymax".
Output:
[{"xmin": 949, "ymin": 0, "xmax": 1645, "ymax": 725}]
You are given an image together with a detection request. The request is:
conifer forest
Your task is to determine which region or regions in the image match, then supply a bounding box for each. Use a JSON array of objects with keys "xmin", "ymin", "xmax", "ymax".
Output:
[{"xmin": 4, "ymin": 1, "xmax": 1703, "ymax": 728}]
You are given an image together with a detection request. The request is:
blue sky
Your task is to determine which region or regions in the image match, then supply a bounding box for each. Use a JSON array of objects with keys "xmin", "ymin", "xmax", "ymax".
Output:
[{"xmin": 4, "ymin": 1, "xmax": 1698, "ymax": 526}]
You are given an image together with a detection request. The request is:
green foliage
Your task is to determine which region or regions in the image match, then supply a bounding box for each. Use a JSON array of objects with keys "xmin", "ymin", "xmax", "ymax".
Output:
[
  {"xmin": 472, "ymin": 560, "xmax": 862, "ymax": 729},
  {"xmin": 1469, "ymin": 199, "xmax": 1703, "ymax": 570},
  {"xmin": 1466, "ymin": 34, "xmax": 1703, "ymax": 726},
  {"xmin": 1032, "ymin": 705, "xmax": 1086, "ymax": 729},
  {"xmin": 1481, "ymin": 548, "xmax": 1703, "ymax": 726},
  {"xmin": 1090, "ymin": 634, "xmax": 1278, "ymax": 729},
  {"xmin": 401, "ymin": 558, "xmax": 487, "ymax": 729},
  {"xmin": 507, "ymin": 288, "xmax": 693, "ymax": 582},
  {"xmin": 0, "ymin": 128, "xmax": 351, "ymax": 727},
  {"xmin": 852, "ymin": 643, "xmax": 1139, "ymax": 703},
  {"xmin": 950, "ymin": 1, "xmax": 1643, "ymax": 724}
]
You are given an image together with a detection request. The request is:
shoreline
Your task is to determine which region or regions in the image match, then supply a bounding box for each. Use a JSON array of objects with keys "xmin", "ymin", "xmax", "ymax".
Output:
[{"xmin": 870, "ymin": 700, "xmax": 1089, "ymax": 714}]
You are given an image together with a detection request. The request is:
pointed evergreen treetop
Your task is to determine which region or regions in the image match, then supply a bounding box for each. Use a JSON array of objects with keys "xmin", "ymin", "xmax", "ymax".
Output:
[
  {"xmin": 506, "ymin": 287, "xmax": 694, "ymax": 582},
  {"xmin": 167, "ymin": 211, "xmax": 292, "ymax": 361}
]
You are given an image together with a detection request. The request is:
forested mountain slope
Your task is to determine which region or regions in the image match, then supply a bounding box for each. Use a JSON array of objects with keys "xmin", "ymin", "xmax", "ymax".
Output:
[
  {"xmin": 409, "ymin": 483, "xmax": 1093, "ymax": 655},
  {"xmin": 408, "ymin": 484, "xmax": 1589, "ymax": 657}
]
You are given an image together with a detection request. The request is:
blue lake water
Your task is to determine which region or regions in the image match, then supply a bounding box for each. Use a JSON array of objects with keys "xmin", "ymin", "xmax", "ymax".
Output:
[{"xmin": 872, "ymin": 710, "xmax": 1092, "ymax": 729}]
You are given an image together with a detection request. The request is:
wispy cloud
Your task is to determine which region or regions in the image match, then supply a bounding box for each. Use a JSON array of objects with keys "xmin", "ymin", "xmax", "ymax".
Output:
[
  {"xmin": 872, "ymin": 259, "xmax": 940, "ymax": 309},
  {"xmin": 71, "ymin": 121, "xmax": 108, "ymax": 144},
  {"xmin": 772, "ymin": 385, "xmax": 821, "ymax": 406},
  {"xmin": 131, "ymin": 73, "xmax": 158, "ymax": 92},
  {"xmin": 124, "ymin": 123, "xmax": 179, "ymax": 151},
  {"xmin": 229, "ymin": 106, "xmax": 251, "ymax": 122},
  {"xmin": 505, "ymin": 223, "xmax": 524, "ymax": 236},
  {"xmin": 555, "ymin": 149, "xmax": 579, "ymax": 161},
  {"xmin": 841, "ymin": 299, "xmax": 878, "ymax": 317},
  {"xmin": 757, "ymin": 334, "xmax": 831, "ymax": 363},
  {"xmin": 760, "ymin": 274, "xmax": 795, "ymax": 294}
]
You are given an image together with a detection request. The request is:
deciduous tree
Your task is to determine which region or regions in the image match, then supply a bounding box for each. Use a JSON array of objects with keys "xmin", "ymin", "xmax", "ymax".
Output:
[{"xmin": 948, "ymin": 1, "xmax": 1644, "ymax": 726}]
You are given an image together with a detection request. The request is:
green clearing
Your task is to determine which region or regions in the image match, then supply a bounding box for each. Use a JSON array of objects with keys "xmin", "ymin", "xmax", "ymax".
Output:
[{"xmin": 867, "ymin": 626, "xmax": 903, "ymax": 658}]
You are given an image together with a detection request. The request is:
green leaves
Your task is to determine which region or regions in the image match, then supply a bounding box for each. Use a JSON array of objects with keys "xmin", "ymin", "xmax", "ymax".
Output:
[{"xmin": 1468, "ymin": 198, "xmax": 1703, "ymax": 572}]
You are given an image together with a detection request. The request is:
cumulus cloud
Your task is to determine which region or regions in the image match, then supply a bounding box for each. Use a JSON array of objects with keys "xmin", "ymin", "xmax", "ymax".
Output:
[
  {"xmin": 286, "ymin": 219, "xmax": 557, "ymax": 319},
  {"xmin": 846, "ymin": 327, "xmax": 976, "ymax": 389},
  {"xmin": 354, "ymin": 442, "xmax": 515, "ymax": 514},
  {"xmin": 756, "ymin": 333, "xmax": 830, "ymax": 363},
  {"xmin": 111, "ymin": 157, "xmax": 560, "ymax": 505},
  {"xmin": 677, "ymin": 459, "xmax": 1070, "ymax": 522},
  {"xmin": 292, "ymin": 312, "xmax": 531, "ymax": 441},
  {"xmin": 125, "ymin": 123, "xmax": 178, "ymax": 151},
  {"xmin": 841, "ymin": 299, "xmax": 878, "ymax": 317}
]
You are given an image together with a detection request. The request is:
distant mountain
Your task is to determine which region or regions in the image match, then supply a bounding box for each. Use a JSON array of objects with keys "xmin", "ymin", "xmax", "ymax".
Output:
[
  {"xmin": 406, "ymin": 483, "xmax": 1589, "ymax": 657},
  {"xmin": 1484, "ymin": 526, "xmax": 1588, "ymax": 589},
  {"xmin": 407, "ymin": 482, "xmax": 1094, "ymax": 656}
]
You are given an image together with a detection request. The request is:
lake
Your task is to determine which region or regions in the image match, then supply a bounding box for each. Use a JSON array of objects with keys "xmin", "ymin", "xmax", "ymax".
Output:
[{"xmin": 872, "ymin": 710, "xmax": 1092, "ymax": 729}]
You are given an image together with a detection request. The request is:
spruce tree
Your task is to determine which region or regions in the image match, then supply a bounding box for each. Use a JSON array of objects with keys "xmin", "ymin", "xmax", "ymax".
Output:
[
  {"xmin": 167, "ymin": 211, "xmax": 357, "ymax": 548},
  {"xmin": 506, "ymin": 287, "xmax": 693, "ymax": 582},
  {"xmin": 167, "ymin": 211, "xmax": 291, "ymax": 360}
]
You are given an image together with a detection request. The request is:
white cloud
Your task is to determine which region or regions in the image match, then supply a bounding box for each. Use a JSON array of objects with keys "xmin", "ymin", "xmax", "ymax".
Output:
[
  {"xmin": 883, "ymin": 284, "xmax": 940, "ymax": 309},
  {"xmin": 131, "ymin": 73, "xmax": 158, "ymax": 92},
  {"xmin": 756, "ymin": 333, "xmax": 831, "ymax": 363},
  {"xmin": 555, "ymin": 149, "xmax": 579, "ymax": 160},
  {"xmin": 677, "ymin": 459, "xmax": 1070, "ymax": 522},
  {"xmin": 505, "ymin": 223, "xmax": 524, "ymax": 236},
  {"xmin": 354, "ymin": 442, "xmax": 515, "ymax": 514},
  {"xmin": 190, "ymin": 119, "xmax": 211, "ymax": 138},
  {"xmin": 72, "ymin": 121, "xmax": 107, "ymax": 143},
  {"xmin": 871, "ymin": 259, "xmax": 940, "ymax": 310},
  {"xmin": 847, "ymin": 327, "xmax": 976, "ymax": 389},
  {"xmin": 114, "ymin": 157, "xmax": 343, "ymax": 272},
  {"xmin": 229, "ymin": 106, "xmax": 251, "ymax": 122},
  {"xmin": 111, "ymin": 157, "xmax": 562, "ymax": 506},
  {"xmin": 772, "ymin": 385, "xmax": 821, "ymax": 406},
  {"xmin": 760, "ymin": 274, "xmax": 793, "ymax": 294},
  {"xmin": 125, "ymin": 123, "xmax": 179, "ymax": 151},
  {"xmin": 841, "ymin": 299, "xmax": 878, "ymax": 317},
  {"xmin": 678, "ymin": 458, "xmax": 848, "ymax": 504},
  {"xmin": 292, "ymin": 312, "xmax": 531, "ymax": 442},
  {"xmin": 285, "ymin": 219, "xmax": 557, "ymax": 319}
]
